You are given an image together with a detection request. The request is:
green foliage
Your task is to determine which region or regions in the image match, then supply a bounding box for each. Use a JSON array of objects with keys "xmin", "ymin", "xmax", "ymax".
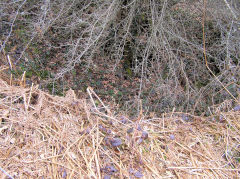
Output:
[
  {"xmin": 47, "ymin": 82, "xmax": 63, "ymax": 96},
  {"xmin": 25, "ymin": 70, "xmax": 33, "ymax": 78},
  {"xmin": 14, "ymin": 59, "xmax": 51, "ymax": 80},
  {"xmin": 126, "ymin": 68, "xmax": 133, "ymax": 77},
  {"xmin": 236, "ymin": 156, "xmax": 240, "ymax": 163},
  {"xmin": 71, "ymin": 69, "xmax": 77, "ymax": 76},
  {"xmin": 108, "ymin": 89, "xmax": 114, "ymax": 96}
]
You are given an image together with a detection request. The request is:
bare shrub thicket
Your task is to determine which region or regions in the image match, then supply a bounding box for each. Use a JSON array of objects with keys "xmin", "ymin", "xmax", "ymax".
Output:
[{"xmin": 0, "ymin": 0, "xmax": 239, "ymax": 115}]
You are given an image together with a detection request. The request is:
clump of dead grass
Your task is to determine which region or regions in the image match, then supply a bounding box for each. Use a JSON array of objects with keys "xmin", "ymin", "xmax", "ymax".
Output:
[{"xmin": 0, "ymin": 77, "xmax": 239, "ymax": 178}]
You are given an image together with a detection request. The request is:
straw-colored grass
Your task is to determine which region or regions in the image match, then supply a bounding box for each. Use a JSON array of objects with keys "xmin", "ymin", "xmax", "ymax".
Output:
[{"xmin": 0, "ymin": 76, "xmax": 239, "ymax": 178}]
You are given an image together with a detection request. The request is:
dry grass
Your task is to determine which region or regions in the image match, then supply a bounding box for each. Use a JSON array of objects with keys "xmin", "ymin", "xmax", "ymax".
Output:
[{"xmin": 0, "ymin": 75, "xmax": 239, "ymax": 179}]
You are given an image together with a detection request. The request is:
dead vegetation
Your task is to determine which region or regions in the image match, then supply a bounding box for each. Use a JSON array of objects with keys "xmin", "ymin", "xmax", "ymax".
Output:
[
  {"xmin": 0, "ymin": 1, "xmax": 240, "ymax": 178},
  {"xmin": 0, "ymin": 75, "xmax": 239, "ymax": 178}
]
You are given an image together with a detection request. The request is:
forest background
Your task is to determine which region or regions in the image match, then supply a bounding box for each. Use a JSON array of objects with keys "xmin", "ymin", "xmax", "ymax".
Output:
[{"xmin": 0, "ymin": 0, "xmax": 240, "ymax": 116}]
